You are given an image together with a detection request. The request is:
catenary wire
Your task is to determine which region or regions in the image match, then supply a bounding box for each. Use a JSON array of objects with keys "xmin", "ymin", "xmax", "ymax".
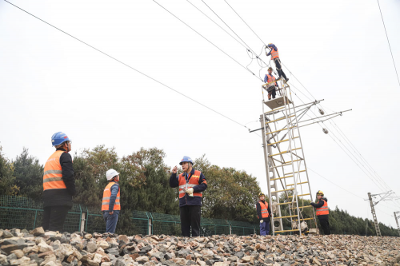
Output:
[
  {"xmin": 221, "ymin": 0, "xmax": 398, "ymax": 198},
  {"xmin": 3, "ymin": 0, "xmax": 254, "ymax": 131},
  {"xmin": 376, "ymin": 0, "xmax": 400, "ymax": 87},
  {"xmin": 152, "ymin": 0, "xmax": 263, "ymax": 81},
  {"xmin": 5, "ymin": 0, "xmax": 398, "ymax": 223}
]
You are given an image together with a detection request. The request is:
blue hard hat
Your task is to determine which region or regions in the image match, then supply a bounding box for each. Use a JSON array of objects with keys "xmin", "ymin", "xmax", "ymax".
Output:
[
  {"xmin": 179, "ymin": 156, "xmax": 193, "ymax": 165},
  {"xmin": 51, "ymin": 132, "xmax": 71, "ymax": 146}
]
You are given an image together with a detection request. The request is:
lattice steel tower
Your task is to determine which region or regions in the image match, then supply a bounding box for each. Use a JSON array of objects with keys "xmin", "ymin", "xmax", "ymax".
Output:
[{"xmin": 257, "ymin": 79, "xmax": 319, "ymax": 235}]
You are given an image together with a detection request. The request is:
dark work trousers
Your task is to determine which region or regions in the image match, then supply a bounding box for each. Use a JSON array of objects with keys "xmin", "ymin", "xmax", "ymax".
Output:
[
  {"xmin": 273, "ymin": 58, "xmax": 288, "ymax": 81},
  {"xmin": 42, "ymin": 206, "xmax": 70, "ymax": 232},
  {"xmin": 260, "ymin": 220, "xmax": 270, "ymax": 235},
  {"xmin": 103, "ymin": 210, "xmax": 120, "ymax": 233},
  {"xmin": 180, "ymin": 205, "xmax": 201, "ymax": 237},
  {"xmin": 267, "ymin": 87, "xmax": 276, "ymax": 99},
  {"xmin": 319, "ymin": 218, "xmax": 331, "ymax": 235}
]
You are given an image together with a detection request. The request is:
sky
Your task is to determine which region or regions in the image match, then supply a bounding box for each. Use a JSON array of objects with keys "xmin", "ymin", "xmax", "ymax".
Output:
[{"xmin": 1, "ymin": 0, "xmax": 400, "ymax": 228}]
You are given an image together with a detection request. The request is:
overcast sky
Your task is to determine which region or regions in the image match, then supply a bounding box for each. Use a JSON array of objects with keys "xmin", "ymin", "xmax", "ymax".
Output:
[{"xmin": 1, "ymin": 0, "xmax": 400, "ymax": 228}]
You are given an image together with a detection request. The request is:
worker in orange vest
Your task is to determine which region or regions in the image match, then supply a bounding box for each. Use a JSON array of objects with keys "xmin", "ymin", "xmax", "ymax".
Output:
[
  {"xmin": 42, "ymin": 132, "xmax": 76, "ymax": 232},
  {"xmin": 170, "ymin": 156, "xmax": 207, "ymax": 237},
  {"xmin": 256, "ymin": 192, "xmax": 271, "ymax": 235},
  {"xmin": 102, "ymin": 169, "xmax": 121, "ymax": 233},
  {"xmin": 311, "ymin": 190, "xmax": 330, "ymax": 235},
  {"xmin": 266, "ymin": 43, "xmax": 288, "ymax": 82},
  {"xmin": 264, "ymin": 67, "xmax": 278, "ymax": 100}
]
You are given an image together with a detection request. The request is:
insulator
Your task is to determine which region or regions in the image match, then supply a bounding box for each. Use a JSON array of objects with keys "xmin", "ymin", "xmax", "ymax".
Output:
[
  {"xmin": 323, "ymin": 128, "xmax": 329, "ymax": 134},
  {"xmin": 319, "ymin": 108, "xmax": 325, "ymax": 115}
]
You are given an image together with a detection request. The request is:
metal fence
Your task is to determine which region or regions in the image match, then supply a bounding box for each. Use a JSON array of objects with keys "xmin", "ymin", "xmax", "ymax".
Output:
[{"xmin": 0, "ymin": 196, "xmax": 256, "ymax": 236}]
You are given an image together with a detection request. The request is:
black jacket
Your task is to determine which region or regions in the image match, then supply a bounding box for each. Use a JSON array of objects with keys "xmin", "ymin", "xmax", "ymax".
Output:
[
  {"xmin": 256, "ymin": 200, "xmax": 272, "ymax": 222},
  {"xmin": 311, "ymin": 197, "xmax": 329, "ymax": 220},
  {"xmin": 43, "ymin": 148, "xmax": 76, "ymax": 207}
]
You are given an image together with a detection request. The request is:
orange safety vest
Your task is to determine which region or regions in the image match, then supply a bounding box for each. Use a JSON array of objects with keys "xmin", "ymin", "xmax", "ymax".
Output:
[
  {"xmin": 266, "ymin": 74, "xmax": 276, "ymax": 87},
  {"xmin": 258, "ymin": 201, "xmax": 270, "ymax": 218},
  {"xmin": 101, "ymin": 182, "xmax": 121, "ymax": 211},
  {"xmin": 178, "ymin": 170, "xmax": 203, "ymax": 198},
  {"xmin": 316, "ymin": 199, "xmax": 329, "ymax": 216},
  {"xmin": 271, "ymin": 48, "xmax": 279, "ymax": 60},
  {"xmin": 43, "ymin": 150, "xmax": 67, "ymax": 191}
]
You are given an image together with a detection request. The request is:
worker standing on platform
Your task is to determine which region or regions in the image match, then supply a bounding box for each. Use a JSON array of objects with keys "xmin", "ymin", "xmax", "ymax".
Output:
[
  {"xmin": 42, "ymin": 132, "xmax": 76, "ymax": 232},
  {"xmin": 170, "ymin": 156, "xmax": 207, "ymax": 237},
  {"xmin": 102, "ymin": 169, "xmax": 121, "ymax": 233},
  {"xmin": 311, "ymin": 190, "xmax": 330, "ymax": 235},
  {"xmin": 266, "ymin": 43, "xmax": 289, "ymax": 82},
  {"xmin": 264, "ymin": 67, "xmax": 278, "ymax": 100},
  {"xmin": 256, "ymin": 192, "xmax": 271, "ymax": 235}
]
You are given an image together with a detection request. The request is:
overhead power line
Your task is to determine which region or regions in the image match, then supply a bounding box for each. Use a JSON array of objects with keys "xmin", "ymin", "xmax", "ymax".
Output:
[
  {"xmin": 376, "ymin": 0, "xmax": 400, "ymax": 87},
  {"xmin": 221, "ymin": 0, "xmax": 399, "ymax": 200},
  {"xmin": 308, "ymin": 168, "xmax": 364, "ymax": 200},
  {"xmin": 3, "ymin": 0, "xmax": 251, "ymax": 131},
  {"xmin": 152, "ymin": 0, "xmax": 262, "ymax": 81}
]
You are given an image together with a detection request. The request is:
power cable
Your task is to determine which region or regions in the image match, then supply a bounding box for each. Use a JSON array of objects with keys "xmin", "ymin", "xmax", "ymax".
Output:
[
  {"xmin": 152, "ymin": 0, "xmax": 263, "ymax": 81},
  {"xmin": 199, "ymin": 0, "xmax": 271, "ymax": 80},
  {"xmin": 3, "ymin": 0, "xmax": 252, "ymax": 131},
  {"xmin": 187, "ymin": 0, "xmax": 268, "ymax": 79},
  {"xmin": 186, "ymin": 0, "xmax": 249, "ymax": 52},
  {"xmin": 221, "ymin": 0, "xmax": 398, "ymax": 198},
  {"xmin": 222, "ymin": 0, "xmax": 400, "ymax": 213},
  {"xmin": 376, "ymin": 0, "xmax": 400, "ymax": 87},
  {"xmin": 223, "ymin": 0, "xmax": 266, "ymax": 48},
  {"xmin": 308, "ymin": 168, "xmax": 364, "ymax": 200}
]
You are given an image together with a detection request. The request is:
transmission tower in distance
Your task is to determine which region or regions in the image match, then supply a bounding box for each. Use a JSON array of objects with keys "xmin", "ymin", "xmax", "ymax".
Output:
[{"xmin": 367, "ymin": 191, "xmax": 393, "ymax": 236}]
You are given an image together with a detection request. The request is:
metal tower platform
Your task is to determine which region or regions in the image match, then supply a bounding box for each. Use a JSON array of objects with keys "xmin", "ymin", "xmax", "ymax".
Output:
[{"xmin": 260, "ymin": 81, "xmax": 318, "ymax": 235}]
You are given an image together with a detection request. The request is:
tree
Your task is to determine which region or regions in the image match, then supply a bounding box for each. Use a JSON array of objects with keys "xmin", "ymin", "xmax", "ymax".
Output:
[
  {"xmin": 73, "ymin": 145, "xmax": 121, "ymax": 207},
  {"xmin": 0, "ymin": 145, "xmax": 18, "ymax": 196},
  {"xmin": 194, "ymin": 155, "xmax": 261, "ymax": 223},
  {"xmin": 120, "ymin": 148, "xmax": 177, "ymax": 214},
  {"xmin": 13, "ymin": 148, "xmax": 43, "ymax": 200}
]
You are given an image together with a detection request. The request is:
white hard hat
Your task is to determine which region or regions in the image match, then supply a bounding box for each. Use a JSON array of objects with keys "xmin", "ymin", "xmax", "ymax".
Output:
[{"xmin": 106, "ymin": 169, "xmax": 119, "ymax": 181}]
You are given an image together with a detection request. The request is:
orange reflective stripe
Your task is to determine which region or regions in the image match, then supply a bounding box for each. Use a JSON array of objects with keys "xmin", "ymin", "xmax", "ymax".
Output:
[
  {"xmin": 43, "ymin": 151, "xmax": 66, "ymax": 191},
  {"xmin": 259, "ymin": 201, "xmax": 270, "ymax": 218},
  {"xmin": 271, "ymin": 48, "xmax": 279, "ymax": 59},
  {"xmin": 101, "ymin": 182, "xmax": 121, "ymax": 211},
  {"xmin": 178, "ymin": 170, "xmax": 203, "ymax": 198},
  {"xmin": 316, "ymin": 200, "xmax": 329, "ymax": 216}
]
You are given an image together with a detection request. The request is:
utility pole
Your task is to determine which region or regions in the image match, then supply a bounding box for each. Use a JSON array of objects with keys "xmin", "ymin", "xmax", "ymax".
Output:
[
  {"xmin": 367, "ymin": 191, "xmax": 393, "ymax": 237},
  {"xmin": 394, "ymin": 211, "xmax": 400, "ymax": 237},
  {"xmin": 368, "ymin": 192, "xmax": 382, "ymax": 236}
]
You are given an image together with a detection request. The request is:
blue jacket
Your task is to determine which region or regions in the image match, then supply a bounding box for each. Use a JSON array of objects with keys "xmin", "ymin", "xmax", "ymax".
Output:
[
  {"xmin": 108, "ymin": 182, "xmax": 120, "ymax": 212},
  {"xmin": 266, "ymin": 44, "xmax": 278, "ymax": 56},
  {"xmin": 169, "ymin": 168, "xmax": 207, "ymax": 207}
]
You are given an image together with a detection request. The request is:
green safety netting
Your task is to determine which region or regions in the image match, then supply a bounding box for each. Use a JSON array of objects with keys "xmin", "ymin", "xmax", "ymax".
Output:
[
  {"xmin": 131, "ymin": 210, "xmax": 151, "ymax": 235},
  {"xmin": 229, "ymin": 220, "xmax": 256, "ymax": 236},
  {"xmin": 201, "ymin": 218, "xmax": 230, "ymax": 236},
  {"xmin": 0, "ymin": 196, "xmax": 257, "ymax": 236},
  {"xmin": 85, "ymin": 207, "xmax": 106, "ymax": 234},
  {"xmin": 0, "ymin": 196, "xmax": 82, "ymax": 232},
  {"xmin": 151, "ymin": 212, "xmax": 181, "ymax": 236}
]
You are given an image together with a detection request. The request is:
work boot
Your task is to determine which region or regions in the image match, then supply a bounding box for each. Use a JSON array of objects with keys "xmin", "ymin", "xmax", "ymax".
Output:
[{"xmin": 285, "ymin": 78, "xmax": 289, "ymax": 83}]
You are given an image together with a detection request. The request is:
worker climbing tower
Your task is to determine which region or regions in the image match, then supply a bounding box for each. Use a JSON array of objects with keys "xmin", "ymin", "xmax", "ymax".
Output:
[
  {"xmin": 249, "ymin": 69, "xmax": 351, "ymax": 235},
  {"xmin": 258, "ymin": 79, "xmax": 318, "ymax": 235}
]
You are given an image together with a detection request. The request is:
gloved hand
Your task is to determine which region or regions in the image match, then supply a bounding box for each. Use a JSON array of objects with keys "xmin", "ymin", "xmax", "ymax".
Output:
[
  {"xmin": 186, "ymin": 188, "xmax": 194, "ymax": 196},
  {"xmin": 260, "ymin": 220, "xmax": 264, "ymax": 224}
]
